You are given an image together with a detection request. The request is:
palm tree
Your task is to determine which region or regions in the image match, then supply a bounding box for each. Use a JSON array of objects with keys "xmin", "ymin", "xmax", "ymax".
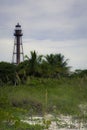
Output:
[
  {"xmin": 24, "ymin": 52, "xmax": 70, "ymax": 78},
  {"xmin": 25, "ymin": 50, "xmax": 43, "ymax": 76},
  {"xmin": 45, "ymin": 53, "xmax": 70, "ymax": 77}
]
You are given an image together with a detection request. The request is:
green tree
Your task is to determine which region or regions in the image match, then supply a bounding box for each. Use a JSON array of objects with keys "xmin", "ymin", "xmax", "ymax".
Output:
[
  {"xmin": 18, "ymin": 51, "xmax": 70, "ymax": 78},
  {"xmin": 0, "ymin": 62, "xmax": 16, "ymax": 85},
  {"xmin": 73, "ymin": 69, "xmax": 87, "ymax": 78},
  {"xmin": 45, "ymin": 53, "xmax": 70, "ymax": 78},
  {"xmin": 16, "ymin": 60, "xmax": 29, "ymax": 84},
  {"xmin": 25, "ymin": 51, "xmax": 43, "ymax": 76}
]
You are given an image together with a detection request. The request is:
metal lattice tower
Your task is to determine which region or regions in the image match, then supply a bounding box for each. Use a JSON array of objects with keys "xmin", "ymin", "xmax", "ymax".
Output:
[{"xmin": 12, "ymin": 23, "xmax": 24, "ymax": 65}]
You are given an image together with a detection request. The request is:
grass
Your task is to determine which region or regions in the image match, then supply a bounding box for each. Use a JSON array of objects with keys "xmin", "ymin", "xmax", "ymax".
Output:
[
  {"xmin": 0, "ymin": 76, "xmax": 87, "ymax": 129},
  {"xmin": 0, "ymin": 122, "xmax": 44, "ymax": 130}
]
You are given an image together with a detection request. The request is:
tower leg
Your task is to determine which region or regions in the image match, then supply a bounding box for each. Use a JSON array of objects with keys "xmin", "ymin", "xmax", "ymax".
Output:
[{"xmin": 12, "ymin": 37, "xmax": 24, "ymax": 65}]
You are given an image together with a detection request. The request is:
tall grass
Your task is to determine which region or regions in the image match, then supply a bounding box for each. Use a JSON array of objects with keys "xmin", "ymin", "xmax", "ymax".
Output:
[
  {"xmin": 0, "ymin": 77, "xmax": 87, "ymax": 114},
  {"xmin": 0, "ymin": 77, "xmax": 87, "ymax": 129}
]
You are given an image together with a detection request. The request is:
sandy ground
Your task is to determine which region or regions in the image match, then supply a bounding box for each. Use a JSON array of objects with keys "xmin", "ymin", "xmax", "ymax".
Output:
[{"xmin": 21, "ymin": 115, "xmax": 87, "ymax": 130}]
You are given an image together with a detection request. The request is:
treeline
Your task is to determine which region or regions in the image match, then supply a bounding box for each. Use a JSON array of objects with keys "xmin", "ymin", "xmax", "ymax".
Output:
[{"xmin": 0, "ymin": 51, "xmax": 87, "ymax": 85}]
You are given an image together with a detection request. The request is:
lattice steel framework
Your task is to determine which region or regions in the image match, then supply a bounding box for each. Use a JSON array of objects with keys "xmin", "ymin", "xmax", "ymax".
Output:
[{"xmin": 12, "ymin": 23, "xmax": 24, "ymax": 65}]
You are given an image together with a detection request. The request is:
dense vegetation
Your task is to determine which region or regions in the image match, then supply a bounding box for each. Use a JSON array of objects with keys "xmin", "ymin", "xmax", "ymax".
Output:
[
  {"xmin": 0, "ymin": 77, "xmax": 87, "ymax": 129},
  {"xmin": 0, "ymin": 51, "xmax": 71, "ymax": 85},
  {"xmin": 0, "ymin": 51, "xmax": 87, "ymax": 129},
  {"xmin": 0, "ymin": 51, "xmax": 87, "ymax": 85}
]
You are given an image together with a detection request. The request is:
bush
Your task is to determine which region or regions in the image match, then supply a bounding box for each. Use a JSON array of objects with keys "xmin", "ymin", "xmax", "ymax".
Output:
[{"xmin": 0, "ymin": 62, "xmax": 16, "ymax": 85}]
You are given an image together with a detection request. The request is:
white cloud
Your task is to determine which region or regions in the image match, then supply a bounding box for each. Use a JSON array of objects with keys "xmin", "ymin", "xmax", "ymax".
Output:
[
  {"xmin": 0, "ymin": 0, "xmax": 87, "ymax": 70},
  {"xmin": 0, "ymin": 39, "xmax": 13, "ymax": 62},
  {"xmin": 0, "ymin": 37, "xmax": 87, "ymax": 70},
  {"xmin": 23, "ymin": 38, "xmax": 87, "ymax": 70}
]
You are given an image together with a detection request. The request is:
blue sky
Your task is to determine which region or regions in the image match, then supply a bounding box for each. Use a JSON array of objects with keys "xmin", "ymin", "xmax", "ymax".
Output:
[{"xmin": 0, "ymin": 0, "xmax": 87, "ymax": 70}]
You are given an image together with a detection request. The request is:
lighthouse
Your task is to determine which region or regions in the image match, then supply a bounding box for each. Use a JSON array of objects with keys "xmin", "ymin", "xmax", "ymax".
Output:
[{"xmin": 12, "ymin": 23, "xmax": 24, "ymax": 65}]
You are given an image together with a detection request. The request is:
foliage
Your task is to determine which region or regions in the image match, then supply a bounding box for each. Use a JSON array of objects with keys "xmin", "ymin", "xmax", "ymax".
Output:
[
  {"xmin": 0, "ymin": 107, "xmax": 43, "ymax": 130},
  {"xmin": 24, "ymin": 51, "xmax": 70, "ymax": 78},
  {"xmin": 0, "ymin": 77, "xmax": 87, "ymax": 114},
  {"xmin": 0, "ymin": 77, "xmax": 87, "ymax": 129},
  {"xmin": 1, "ymin": 51, "xmax": 87, "ymax": 85},
  {"xmin": 0, "ymin": 62, "xmax": 16, "ymax": 85},
  {"xmin": 72, "ymin": 69, "xmax": 87, "ymax": 78},
  {"xmin": 45, "ymin": 53, "xmax": 70, "ymax": 78},
  {"xmin": 16, "ymin": 61, "xmax": 28, "ymax": 84}
]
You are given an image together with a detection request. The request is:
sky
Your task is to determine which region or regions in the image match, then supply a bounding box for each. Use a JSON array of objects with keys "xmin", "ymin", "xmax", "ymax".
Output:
[{"xmin": 0, "ymin": 0, "xmax": 87, "ymax": 71}]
